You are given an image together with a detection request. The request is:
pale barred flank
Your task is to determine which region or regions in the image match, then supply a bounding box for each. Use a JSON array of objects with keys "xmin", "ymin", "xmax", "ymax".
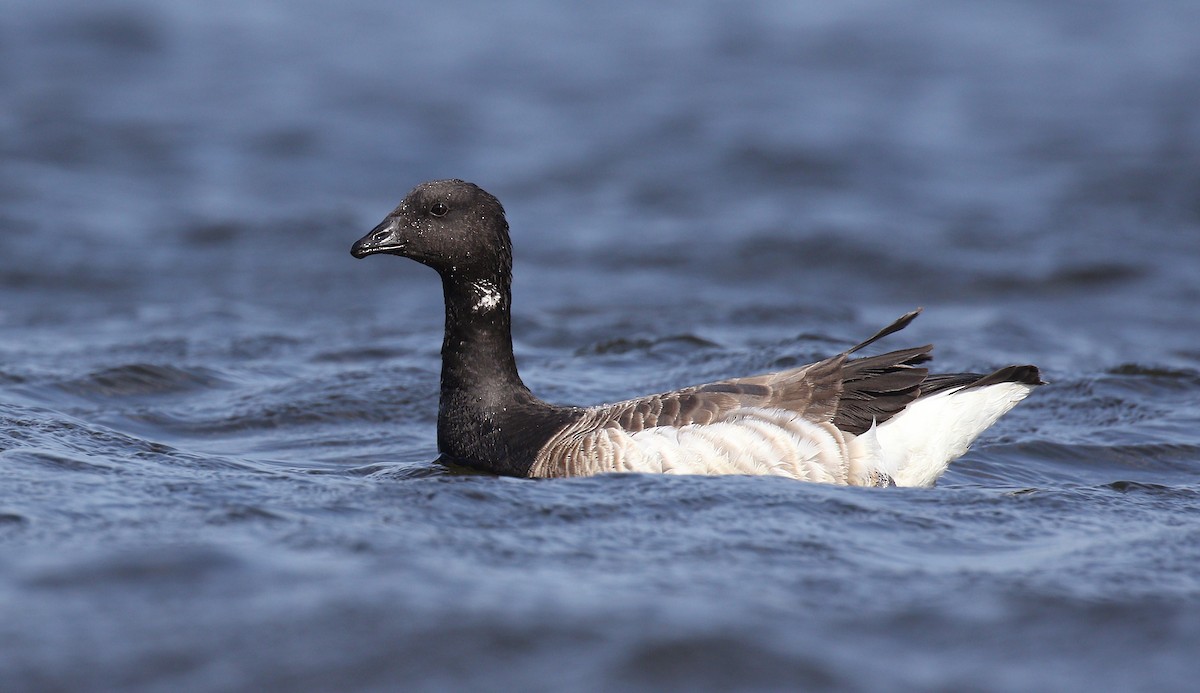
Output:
[{"xmin": 533, "ymin": 407, "xmax": 894, "ymax": 486}]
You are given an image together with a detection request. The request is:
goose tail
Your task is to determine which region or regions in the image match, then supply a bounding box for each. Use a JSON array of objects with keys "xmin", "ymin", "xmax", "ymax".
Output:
[{"xmin": 871, "ymin": 364, "xmax": 1044, "ymax": 487}]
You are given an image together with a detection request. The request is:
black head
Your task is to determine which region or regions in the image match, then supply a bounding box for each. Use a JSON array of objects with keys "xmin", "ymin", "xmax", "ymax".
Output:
[{"xmin": 351, "ymin": 179, "xmax": 512, "ymax": 279}]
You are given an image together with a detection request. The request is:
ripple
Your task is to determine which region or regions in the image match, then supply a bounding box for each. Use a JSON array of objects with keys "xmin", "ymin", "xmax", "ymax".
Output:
[
  {"xmin": 54, "ymin": 363, "xmax": 228, "ymax": 399},
  {"xmin": 729, "ymin": 233, "xmax": 927, "ymax": 283},
  {"xmin": 1101, "ymin": 480, "xmax": 1198, "ymax": 497},
  {"xmin": 0, "ymin": 369, "xmax": 28, "ymax": 385},
  {"xmin": 723, "ymin": 141, "xmax": 851, "ymax": 189},
  {"xmin": 579, "ymin": 333, "xmax": 720, "ymax": 356},
  {"xmin": 1, "ymin": 448, "xmax": 120, "ymax": 474},
  {"xmin": 204, "ymin": 504, "xmax": 288, "ymax": 525},
  {"xmin": 22, "ymin": 544, "xmax": 245, "ymax": 589},
  {"xmin": 962, "ymin": 439, "xmax": 1200, "ymax": 487},
  {"xmin": 182, "ymin": 221, "xmax": 242, "ymax": 247},
  {"xmin": 0, "ymin": 402, "xmax": 263, "ymax": 474},
  {"xmin": 1040, "ymin": 262, "xmax": 1147, "ymax": 289},
  {"xmin": 128, "ymin": 369, "xmax": 432, "ymax": 436},
  {"xmin": 311, "ymin": 346, "xmax": 410, "ymax": 363},
  {"xmin": 615, "ymin": 632, "xmax": 838, "ymax": 690},
  {"xmin": 1107, "ymin": 363, "xmax": 1200, "ymax": 384},
  {"xmin": 54, "ymin": 8, "xmax": 165, "ymax": 55}
]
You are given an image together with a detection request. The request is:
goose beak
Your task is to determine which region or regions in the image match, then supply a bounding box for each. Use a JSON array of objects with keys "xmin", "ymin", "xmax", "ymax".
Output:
[{"xmin": 351, "ymin": 218, "xmax": 405, "ymax": 258}]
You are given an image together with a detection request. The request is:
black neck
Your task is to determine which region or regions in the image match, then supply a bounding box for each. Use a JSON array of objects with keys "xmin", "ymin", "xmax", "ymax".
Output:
[
  {"xmin": 434, "ymin": 270, "xmax": 577, "ymax": 476},
  {"xmin": 438, "ymin": 271, "xmax": 527, "ymax": 404}
]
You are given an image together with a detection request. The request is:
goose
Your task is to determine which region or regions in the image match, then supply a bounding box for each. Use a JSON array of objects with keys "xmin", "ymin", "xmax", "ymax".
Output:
[{"xmin": 351, "ymin": 179, "xmax": 1042, "ymax": 486}]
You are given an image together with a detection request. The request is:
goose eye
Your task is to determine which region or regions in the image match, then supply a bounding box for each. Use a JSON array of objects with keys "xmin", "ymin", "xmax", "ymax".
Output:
[{"xmin": 430, "ymin": 202, "xmax": 449, "ymax": 217}]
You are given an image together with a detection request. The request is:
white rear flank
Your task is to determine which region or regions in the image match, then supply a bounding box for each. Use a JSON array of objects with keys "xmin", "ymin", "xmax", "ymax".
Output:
[{"xmin": 878, "ymin": 381, "xmax": 1037, "ymax": 487}]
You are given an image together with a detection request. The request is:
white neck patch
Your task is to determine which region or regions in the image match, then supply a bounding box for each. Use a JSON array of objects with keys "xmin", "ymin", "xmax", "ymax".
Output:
[{"xmin": 471, "ymin": 280, "xmax": 502, "ymax": 313}]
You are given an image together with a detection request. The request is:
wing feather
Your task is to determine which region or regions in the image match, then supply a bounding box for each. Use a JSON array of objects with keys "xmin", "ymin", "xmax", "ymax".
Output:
[{"xmin": 568, "ymin": 311, "xmax": 935, "ymax": 435}]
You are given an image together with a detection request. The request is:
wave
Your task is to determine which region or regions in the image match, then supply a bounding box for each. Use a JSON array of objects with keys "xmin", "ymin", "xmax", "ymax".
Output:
[
  {"xmin": 579, "ymin": 333, "xmax": 720, "ymax": 356},
  {"xmin": 0, "ymin": 402, "xmax": 266, "ymax": 475},
  {"xmin": 52, "ymin": 363, "xmax": 228, "ymax": 399},
  {"xmin": 952, "ymin": 439, "xmax": 1200, "ymax": 488}
]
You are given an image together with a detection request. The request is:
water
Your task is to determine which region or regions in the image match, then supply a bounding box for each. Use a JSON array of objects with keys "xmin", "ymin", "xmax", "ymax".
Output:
[{"xmin": 3, "ymin": 1, "xmax": 1200, "ymax": 690}]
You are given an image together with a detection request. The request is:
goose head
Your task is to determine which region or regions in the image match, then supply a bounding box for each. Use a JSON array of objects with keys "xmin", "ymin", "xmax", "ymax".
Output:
[{"xmin": 351, "ymin": 179, "xmax": 512, "ymax": 281}]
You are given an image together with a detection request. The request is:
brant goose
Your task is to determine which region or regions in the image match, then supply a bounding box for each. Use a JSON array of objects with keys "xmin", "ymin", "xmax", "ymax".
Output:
[{"xmin": 351, "ymin": 179, "xmax": 1042, "ymax": 486}]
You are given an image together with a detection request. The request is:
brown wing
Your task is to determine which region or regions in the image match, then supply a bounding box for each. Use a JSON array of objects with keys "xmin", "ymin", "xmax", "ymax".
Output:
[
  {"xmin": 586, "ymin": 309, "xmax": 933, "ymax": 435},
  {"xmin": 595, "ymin": 355, "xmax": 846, "ymax": 433},
  {"xmin": 832, "ymin": 345, "xmax": 930, "ymax": 434}
]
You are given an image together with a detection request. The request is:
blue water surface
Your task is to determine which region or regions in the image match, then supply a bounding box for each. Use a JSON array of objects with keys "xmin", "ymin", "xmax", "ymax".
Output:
[{"xmin": 2, "ymin": 1, "xmax": 1199, "ymax": 691}]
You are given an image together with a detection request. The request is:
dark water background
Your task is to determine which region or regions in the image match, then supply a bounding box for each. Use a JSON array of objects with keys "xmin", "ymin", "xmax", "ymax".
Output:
[{"xmin": 3, "ymin": 1, "xmax": 1200, "ymax": 690}]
